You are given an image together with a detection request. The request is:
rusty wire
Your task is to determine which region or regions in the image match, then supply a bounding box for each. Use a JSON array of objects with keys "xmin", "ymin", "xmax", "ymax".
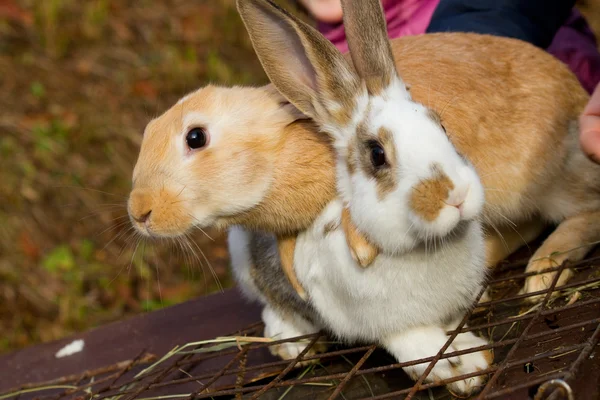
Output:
[{"xmin": 2, "ymin": 248, "xmax": 599, "ymax": 400}]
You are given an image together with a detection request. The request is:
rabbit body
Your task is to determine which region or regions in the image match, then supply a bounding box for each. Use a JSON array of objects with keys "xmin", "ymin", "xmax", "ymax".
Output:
[
  {"xmin": 231, "ymin": 199, "xmax": 485, "ymax": 340},
  {"xmin": 229, "ymin": 198, "xmax": 490, "ymax": 394}
]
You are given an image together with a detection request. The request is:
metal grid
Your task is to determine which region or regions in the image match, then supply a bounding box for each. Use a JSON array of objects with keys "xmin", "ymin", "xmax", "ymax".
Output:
[{"xmin": 3, "ymin": 249, "xmax": 599, "ymax": 400}]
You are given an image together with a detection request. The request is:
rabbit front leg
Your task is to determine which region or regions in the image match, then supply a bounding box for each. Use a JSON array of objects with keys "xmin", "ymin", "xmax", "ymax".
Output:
[
  {"xmin": 276, "ymin": 235, "xmax": 308, "ymax": 300},
  {"xmin": 383, "ymin": 325, "xmax": 491, "ymax": 396},
  {"xmin": 522, "ymin": 210, "xmax": 600, "ymax": 302},
  {"xmin": 341, "ymin": 207, "xmax": 380, "ymax": 268},
  {"xmin": 276, "ymin": 216, "xmax": 379, "ymax": 302},
  {"xmin": 262, "ymin": 305, "xmax": 326, "ymax": 365}
]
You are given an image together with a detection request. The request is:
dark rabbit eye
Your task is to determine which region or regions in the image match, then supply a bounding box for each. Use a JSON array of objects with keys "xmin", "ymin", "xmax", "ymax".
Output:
[
  {"xmin": 186, "ymin": 128, "xmax": 207, "ymax": 150},
  {"xmin": 369, "ymin": 142, "xmax": 386, "ymax": 168}
]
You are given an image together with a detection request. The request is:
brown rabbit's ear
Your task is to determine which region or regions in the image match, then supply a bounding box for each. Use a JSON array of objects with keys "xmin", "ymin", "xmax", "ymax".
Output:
[
  {"xmin": 340, "ymin": 0, "xmax": 399, "ymax": 95},
  {"xmin": 237, "ymin": 0, "xmax": 361, "ymax": 126}
]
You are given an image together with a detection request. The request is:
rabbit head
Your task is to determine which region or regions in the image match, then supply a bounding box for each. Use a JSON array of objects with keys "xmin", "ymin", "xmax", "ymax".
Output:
[{"xmin": 127, "ymin": 84, "xmax": 331, "ymax": 238}]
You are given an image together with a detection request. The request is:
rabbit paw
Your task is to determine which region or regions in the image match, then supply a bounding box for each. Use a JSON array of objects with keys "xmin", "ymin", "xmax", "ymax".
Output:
[
  {"xmin": 385, "ymin": 327, "xmax": 491, "ymax": 397},
  {"xmin": 341, "ymin": 207, "xmax": 379, "ymax": 268},
  {"xmin": 262, "ymin": 306, "xmax": 325, "ymax": 366},
  {"xmin": 521, "ymin": 253, "xmax": 573, "ymax": 303}
]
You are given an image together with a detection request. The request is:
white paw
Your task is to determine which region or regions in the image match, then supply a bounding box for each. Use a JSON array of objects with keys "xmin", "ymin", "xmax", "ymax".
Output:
[
  {"xmin": 446, "ymin": 332, "xmax": 493, "ymax": 395},
  {"xmin": 262, "ymin": 306, "xmax": 325, "ymax": 365},
  {"xmin": 385, "ymin": 327, "xmax": 491, "ymax": 397}
]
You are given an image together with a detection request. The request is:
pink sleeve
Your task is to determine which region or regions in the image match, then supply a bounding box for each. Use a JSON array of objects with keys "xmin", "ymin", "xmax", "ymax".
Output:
[{"xmin": 318, "ymin": 0, "xmax": 440, "ymax": 54}]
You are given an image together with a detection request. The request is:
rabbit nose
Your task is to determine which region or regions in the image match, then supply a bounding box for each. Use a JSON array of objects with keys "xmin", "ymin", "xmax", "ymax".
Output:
[
  {"xmin": 447, "ymin": 185, "xmax": 469, "ymax": 209},
  {"xmin": 128, "ymin": 189, "xmax": 154, "ymax": 224},
  {"xmin": 134, "ymin": 209, "xmax": 152, "ymax": 223}
]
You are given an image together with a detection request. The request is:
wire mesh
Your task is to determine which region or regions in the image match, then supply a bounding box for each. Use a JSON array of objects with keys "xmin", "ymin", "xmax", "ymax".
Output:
[{"xmin": 2, "ymin": 247, "xmax": 599, "ymax": 400}]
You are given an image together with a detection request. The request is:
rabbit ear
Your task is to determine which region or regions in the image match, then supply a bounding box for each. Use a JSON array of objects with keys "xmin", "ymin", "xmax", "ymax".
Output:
[
  {"xmin": 237, "ymin": 0, "xmax": 361, "ymax": 126},
  {"xmin": 340, "ymin": 0, "xmax": 399, "ymax": 95}
]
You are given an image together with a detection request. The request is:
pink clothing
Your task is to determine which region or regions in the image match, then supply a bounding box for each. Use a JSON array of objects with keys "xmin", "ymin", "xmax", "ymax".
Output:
[
  {"xmin": 318, "ymin": 1, "xmax": 600, "ymax": 94},
  {"xmin": 318, "ymin": 0, "xmax": 440, "ymax": 54}
]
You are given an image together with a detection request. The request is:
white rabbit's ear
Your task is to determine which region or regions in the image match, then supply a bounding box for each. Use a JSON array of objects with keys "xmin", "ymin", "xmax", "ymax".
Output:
[
  {"xmin": 237, "ymin": 0, "xmax": 361, "ymax": 126},
  {"xmin": 341, "ymin": 0, "xmax": 400, "ymax": 95}
]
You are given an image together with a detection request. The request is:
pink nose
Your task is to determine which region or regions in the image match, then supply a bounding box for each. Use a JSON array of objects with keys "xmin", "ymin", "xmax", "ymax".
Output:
[{"xmin": 447, "ymin": 186, "xmax": 469, "ymax": 210}]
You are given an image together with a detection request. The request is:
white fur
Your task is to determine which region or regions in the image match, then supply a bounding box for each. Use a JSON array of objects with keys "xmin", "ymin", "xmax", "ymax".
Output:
[
  {"xmin": 227, "ymin": 226, "xmax": 266, "ymax": 303},
  {"xmin": 384, "ymin": 326, "xmax": 489, "ymax": 394},
  {"xmin": 262, "ymin": 305, "xmax": 322, "ymax": 360}
]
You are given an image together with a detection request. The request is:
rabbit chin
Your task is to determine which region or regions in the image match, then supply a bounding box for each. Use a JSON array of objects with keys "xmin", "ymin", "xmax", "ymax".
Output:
[{"xmin": 411, "ymin": 205, "xmax": 473, "ymax": 240}]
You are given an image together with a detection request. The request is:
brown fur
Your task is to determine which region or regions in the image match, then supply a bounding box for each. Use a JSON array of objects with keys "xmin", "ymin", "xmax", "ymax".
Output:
[
  {"xmin": 220, "ymin": 118, "xmax": 337, "ymax": 235},
  {"xmin": 130, "ymin": 82, "xmax": 376, "ymax": 298},
  {"xmin": 376, "ymin": 127, "xmax": 398, "ymax": 199},
  {"xmin": 323, "ymin": 220, "xmax": 340, "ymax": 235},
  {"xmin": 410, "ymin": 164, "xmax": 455, "ymax": 222},
  {"xmin": 346, "ymin": 139, "xmax": 356, "ymax": 175},
  {"xmin": 427, "ymin": 108, "xmax": 444, "ymax": 129},
  {"xmin": 351, "ymin": 124, "xmax": 399, "ymax": 200},
  {"xmin": 380, "ymin": 35, "xmax": 589, "ymax": 216}
]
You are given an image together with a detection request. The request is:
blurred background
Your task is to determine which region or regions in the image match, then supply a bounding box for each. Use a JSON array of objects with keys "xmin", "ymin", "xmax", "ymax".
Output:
[{"xmin": 0, "ymin": 0, "xmax": 599, "ymax": 355}]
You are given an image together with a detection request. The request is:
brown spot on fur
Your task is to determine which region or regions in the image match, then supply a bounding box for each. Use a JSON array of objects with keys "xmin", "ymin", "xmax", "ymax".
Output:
[
  {"xmin": 482, "ymin": 348, "xmax": 495, "ymax": 366},
  {"xmin": 410, "ymin": 164, "xmax": 454, "ymax": 222},
  {"xmin": 427, "ymin": 108, "xmax": 442, "ymax": 127},
  {"xmin": 375, "ymin": 127, "xmax": 398, "ymax": 199},
  {"xmin": 323, "ymin": 220, "xmax": 339, "ymax": 235},
  {"xmin": 346, "ymin": 139, "xmax": 356, "ymax": 175},
  {"xmin": 355, "ymin": 123, "xmax": 398, "ymax": 200}
]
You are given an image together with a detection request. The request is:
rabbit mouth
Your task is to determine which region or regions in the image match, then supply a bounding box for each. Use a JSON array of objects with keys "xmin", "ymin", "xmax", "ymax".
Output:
[{"xmin": 417, "ymin": 219, "xmax": 472, "ymax": 247}]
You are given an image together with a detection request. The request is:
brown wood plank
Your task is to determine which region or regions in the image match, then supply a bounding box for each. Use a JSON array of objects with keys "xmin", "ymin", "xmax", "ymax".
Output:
[{"xmin": 0, "ymin": 288, "xmax": 263, "ymax": 392}]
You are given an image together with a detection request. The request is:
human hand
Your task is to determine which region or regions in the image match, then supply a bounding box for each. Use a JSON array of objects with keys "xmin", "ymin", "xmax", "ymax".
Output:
[
  {"xmin": 297, "ymin": 0, "xmax": 343, "ymax": 23},
  {"xmin": 580, "ymin": 83, "xmax": 600, "ymax": 163}
]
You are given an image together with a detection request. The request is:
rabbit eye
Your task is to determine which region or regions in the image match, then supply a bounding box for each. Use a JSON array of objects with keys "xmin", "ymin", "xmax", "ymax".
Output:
[
  {"xmin": 369, "ymin": 142, "xmax": 386, "ymax": 168},
  {"xmin": 186, "ymin": 128, "xmax": 207, "ymax": 150}
]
